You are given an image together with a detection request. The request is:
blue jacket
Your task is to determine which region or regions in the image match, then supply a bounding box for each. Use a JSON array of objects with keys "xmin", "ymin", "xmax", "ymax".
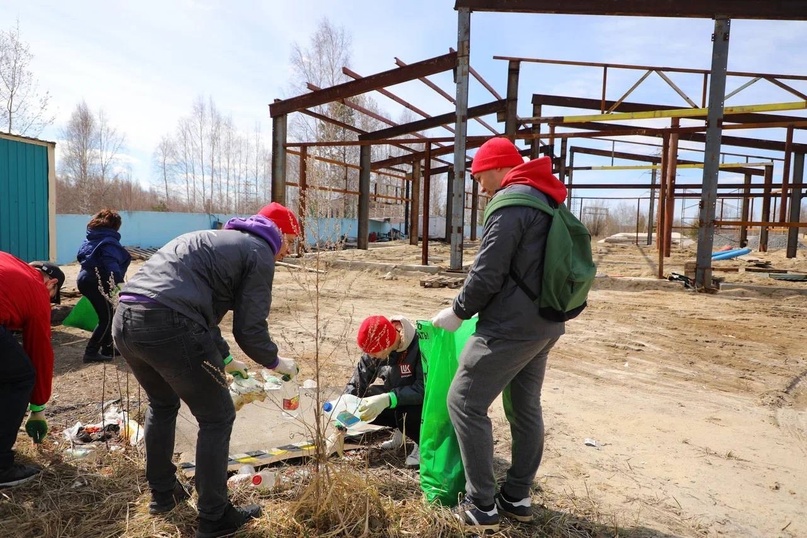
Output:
[{"xmin": 76, "ymin": 228, "xmax": 131, "ymax": 284}]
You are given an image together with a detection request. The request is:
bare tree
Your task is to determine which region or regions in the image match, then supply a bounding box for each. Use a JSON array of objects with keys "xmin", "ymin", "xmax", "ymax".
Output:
[
  {"xmin": 60, "ymin": 101, "xmax": 96, "ymax": 212},
  {"xmin": 60, "ymin": 101, "xmax": 126, "ymax": 212},
  {"xmin": 96, "ymin": 109, "xmax": 126, "ymax": 182},
  {"xmin": 153, "ymin": 135, "xmax": 177, "ymax": 204},
  {"xmin": 0, "ymin": 20, "xmax": 53, "ymax": 136}
]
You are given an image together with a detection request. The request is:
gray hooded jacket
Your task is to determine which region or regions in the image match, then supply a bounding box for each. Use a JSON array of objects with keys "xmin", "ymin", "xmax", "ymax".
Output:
[{"xmin": 122, "ymin": 229, "xmax": 281, "ymax": 368}]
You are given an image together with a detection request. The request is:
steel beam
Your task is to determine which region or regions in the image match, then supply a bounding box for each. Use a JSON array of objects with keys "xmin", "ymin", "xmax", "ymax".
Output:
[
  {"xmin": 360, "ymin": 100, "xmax": 505, "ymax": 141},
  {"xmin": 454, "ymin": 1, "xmax": 807, "ymax": 20},
  {"xmin": 270, "ymin": 52, "xmax": 457, "ymax": 117}
]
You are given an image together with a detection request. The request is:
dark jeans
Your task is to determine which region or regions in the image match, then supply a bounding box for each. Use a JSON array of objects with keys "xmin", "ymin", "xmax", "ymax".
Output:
[
  {"xmin": 77, "ymin": 270, "xmax": 114, "ymax": 353},
  {"xmin": 364, "ymin": 385, "xmax": 422, "ymax": 444},
  {"xmin": 112, "ymin": 303, "xmax": 234, "ymax": 520},
  {"xmin": 0, "ymin": 326, "xmax": 36, "ymax": 470}
]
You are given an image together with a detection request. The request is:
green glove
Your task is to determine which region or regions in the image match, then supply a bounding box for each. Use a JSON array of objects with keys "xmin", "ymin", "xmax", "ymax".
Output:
[
  {"xmin": 223, "ymin": 354, "xmax": 248, "ymax": 379},
  {"xmin": 25, "ymin": 410, "xmax": 48, "ymax": 444}
]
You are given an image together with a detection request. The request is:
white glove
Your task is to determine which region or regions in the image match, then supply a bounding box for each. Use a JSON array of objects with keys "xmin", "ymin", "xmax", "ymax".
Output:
[
  {"xmin": 274, "ymin": 356, "xmax": 299, "ymax": 380},
  {"xmin": 431, "ymin": 307, "xmax": 463, "ymax": 332},
  {"xmin": 358, "ymin": 393, "xmax": 390, "ymax": 422},
  {"xmin": 223, "ymin": 355, "xmax": 249, "ymax": 379}
]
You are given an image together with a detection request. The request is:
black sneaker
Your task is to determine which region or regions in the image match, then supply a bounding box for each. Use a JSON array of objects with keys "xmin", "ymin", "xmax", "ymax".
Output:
[
  {"xmin": 0, "ymin": 463, "xmax": 41, "ymax": 488},
  {"xmin": 196, "ymin": 503, "xmax": 261, "ymax": 538},
  {"xmin": 83, "ymin": 350, "xmax": 113, "ymax": 363},
  {"xmin": 495, "ymin": 489, "xmax": 533, "ymax": 522},
  {"xmin": 451, "ymin": 496, "xmax": 499, "ymax": 533},
  {"xmin": 149, "ymin": 481, "xmax": 191, "ymax": 515}
]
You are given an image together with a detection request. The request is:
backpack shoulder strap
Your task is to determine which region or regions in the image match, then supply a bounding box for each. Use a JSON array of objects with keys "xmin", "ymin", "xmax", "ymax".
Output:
[{"xmin": 482, "ymin": 192, "xmax": 554, "ymax": 226}]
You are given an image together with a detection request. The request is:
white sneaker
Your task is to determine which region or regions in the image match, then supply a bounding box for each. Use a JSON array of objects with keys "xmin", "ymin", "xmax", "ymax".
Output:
[
  {"xmin": 405, "ymin": 443, "xmax": 420, "ymax": 466},
  {"xmin": 380, "ymin": 429, "xmax": 404, "ymax": 450}
]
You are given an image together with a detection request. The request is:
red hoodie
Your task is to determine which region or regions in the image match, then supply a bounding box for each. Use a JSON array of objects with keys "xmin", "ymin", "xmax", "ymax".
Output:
[
  {"xmin": 499, "ymin": 155, "xmax": 568, "ymax": 204},
  {"xmin": 0, "ymin": 251, "xmax": 54, "ymax": 406}
]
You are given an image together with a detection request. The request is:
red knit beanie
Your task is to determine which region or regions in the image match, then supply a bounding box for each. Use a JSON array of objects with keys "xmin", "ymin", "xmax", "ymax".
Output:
[
  {"xmin": 258, "ymin": 202, "xmax": 300, "ymax": 236},
  {"xmin": 471, "ymin": 137, "xmax": 524, "ymax": 175},
  {"xmin": 356, "ymin": 315, "xmax": 397, "ymax": 354}
]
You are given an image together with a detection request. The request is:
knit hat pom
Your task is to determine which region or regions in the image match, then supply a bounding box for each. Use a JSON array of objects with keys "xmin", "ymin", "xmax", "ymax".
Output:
[
  {"xmin": 357, "ymin": 315, "xmax": 397, "ymax": 354},
  {"xmin": 471, "ymin": 137, "xmax": 524, "ymax": 175}
]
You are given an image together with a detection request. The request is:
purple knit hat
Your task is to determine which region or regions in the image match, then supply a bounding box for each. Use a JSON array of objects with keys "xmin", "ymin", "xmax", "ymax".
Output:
[{"xmin": 224, "ymin": 214, "xmax": 282, "ymax": 254}]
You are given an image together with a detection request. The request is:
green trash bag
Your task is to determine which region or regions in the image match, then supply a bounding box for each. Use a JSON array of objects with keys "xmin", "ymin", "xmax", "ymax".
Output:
[
  {"xmin": 417, "ymin": 317, "xmax": 477, "ymax": 506},
  {"xmin": 62, "ymin": 296, "xmax": 99, "ymax": 332}
]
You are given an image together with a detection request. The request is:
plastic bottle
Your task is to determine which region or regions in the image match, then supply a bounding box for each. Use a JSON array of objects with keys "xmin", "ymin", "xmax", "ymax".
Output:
[
  {"xmin": 281, "ymin": 378, "xmax": 300, "ymax": 419},
  {"xmin": 251, "ymin": 469, "xmax": 277, "ymax": 490},
  {"xmin": 322, "ymin": 394, "xmax": 364, "ymax": 430},
  {"xmin": 227, "ymin": 464, "xmax": 255, "ymax": 487}
]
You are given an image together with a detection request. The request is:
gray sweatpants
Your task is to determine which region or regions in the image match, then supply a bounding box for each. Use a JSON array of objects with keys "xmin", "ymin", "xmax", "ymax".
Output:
[{"xmin": 447, "ymin": 334, "xmax": 559, "ymax": 506}]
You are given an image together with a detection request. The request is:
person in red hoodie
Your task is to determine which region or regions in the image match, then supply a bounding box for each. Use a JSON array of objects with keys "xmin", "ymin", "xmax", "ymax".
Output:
[
  {"xmin": 0, "ymin": 251, "xmax": 65, "ymax": 487},
  {"xmin": 431, "ymin": 137, "xmax": 568, "ymax": 532}
]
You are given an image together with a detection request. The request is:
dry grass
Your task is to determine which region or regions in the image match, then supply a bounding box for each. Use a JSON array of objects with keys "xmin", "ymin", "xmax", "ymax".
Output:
[{"xmin": 0, "ymin": 435, "xmax": 664, "ymax": 538}]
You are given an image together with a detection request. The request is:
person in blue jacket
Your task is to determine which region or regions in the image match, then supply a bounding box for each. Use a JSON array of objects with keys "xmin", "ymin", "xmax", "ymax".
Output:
[{"xmin": 76, "ymin": 209, "xmax": 131, "ymax": 363}]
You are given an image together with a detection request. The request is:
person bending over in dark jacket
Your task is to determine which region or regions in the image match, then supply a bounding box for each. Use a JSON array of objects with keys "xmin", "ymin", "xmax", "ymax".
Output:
[
  {"xmin": 112, "ymin": 207, "xmax": 299, "ymax": 538},
  {"xmin": 431, "ymin": 137, "xmax": 567, "ymax": 533},
  {"xmin": 346, "ymin": 315, "xmax": 423, "ymax": 466},
  {"xmin": 76, "ymin": 208, "xmax": 131, "ymax": 363}
]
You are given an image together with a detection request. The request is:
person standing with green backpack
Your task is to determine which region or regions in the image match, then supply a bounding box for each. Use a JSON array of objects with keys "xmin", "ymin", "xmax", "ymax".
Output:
[{"xmin": 431, "ymin": 137, "xmax": 580, "ymax": 533}]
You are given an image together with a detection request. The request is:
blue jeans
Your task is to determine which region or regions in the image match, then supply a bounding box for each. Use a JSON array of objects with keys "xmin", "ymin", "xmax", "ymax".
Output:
[
  {"xmin": 0, "ymin": 326, "xmax": 36, "ymax": 470},
  {"xmin": 112, "ymin": 303, "xmax": 234, "ymax": 520}
]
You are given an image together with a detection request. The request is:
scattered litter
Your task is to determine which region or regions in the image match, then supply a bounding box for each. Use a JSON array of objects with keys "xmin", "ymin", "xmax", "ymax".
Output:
[
  {"xmin": 302, "ymin": 379, "xmax": 317, "ymax": 389},
  {"xmin": 584, "ymin": 438, "xmax": 599, "ymax": 447},
  {"xmin": 62, "ymin": 403, "xmax": 144, "ymax": 447}
]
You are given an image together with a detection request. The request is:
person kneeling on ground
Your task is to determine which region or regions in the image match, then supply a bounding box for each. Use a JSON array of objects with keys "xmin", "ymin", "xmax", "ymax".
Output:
[
  {"xmin": 345, "ymin": 315, "xmax": 423, "ymax": 467},
  {"xmin": 112, "ymin": 207, "xmax": 299, "ymax": 538}
]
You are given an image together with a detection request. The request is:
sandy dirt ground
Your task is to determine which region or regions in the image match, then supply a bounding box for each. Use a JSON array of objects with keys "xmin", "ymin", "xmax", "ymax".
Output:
[{"xmin": 47, "ymin": 239, "xmax": 807, "ymax": 537}]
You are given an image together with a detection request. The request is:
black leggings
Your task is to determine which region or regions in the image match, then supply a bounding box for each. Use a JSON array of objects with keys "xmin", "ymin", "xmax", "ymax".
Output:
[
  {"xmin": 77, "ymin": 270, "xmax": 114, "ymax": 353},
  {"xmin": 363, "ymin": 385, "xmax": 422, "ymax": 444},
  {"xmin": 0, "ymin": 326, "xmax": 35, "ymax": 469}
]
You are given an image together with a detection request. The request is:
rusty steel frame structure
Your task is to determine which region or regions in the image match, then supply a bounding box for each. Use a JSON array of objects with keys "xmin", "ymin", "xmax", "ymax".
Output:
[{"xmin": 269, "ymin": 2, "xmax": 807, "ymax": 283}]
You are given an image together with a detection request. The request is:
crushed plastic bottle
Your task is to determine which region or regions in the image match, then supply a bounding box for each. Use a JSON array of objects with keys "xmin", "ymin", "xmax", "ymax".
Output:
[
  {"xmin": 229, "ymin": 373, "xmax": 267, "ymax": 411},
  {"xmin": 227, "ymin": 464, "xmax": 255, "ymax": 487},
  {"xmin": 322, "ymin": 394, "xmax": 365, "ymax": 430}
]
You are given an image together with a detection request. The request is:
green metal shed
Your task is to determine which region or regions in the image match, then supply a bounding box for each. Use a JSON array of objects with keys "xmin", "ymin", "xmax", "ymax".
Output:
[{"xmin": 0, "ymin": 132, "xmax": 57, "ymax": 262}]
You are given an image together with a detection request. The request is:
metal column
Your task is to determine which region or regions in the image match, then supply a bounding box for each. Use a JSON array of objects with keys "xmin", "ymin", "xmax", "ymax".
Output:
[
  {"xmin": 358, "ymin": 145, "xmax": 371, "ymax": 250},
  {"xmin": 787, "ymin": 152, "xmax": 804, "ymax": 258},
  {"xmin": 695, "ymin": 17, "xmax": 731, "ymax": 290},
  {"xmin": 450, "ymin": 7, "xmax": 471, "ymax": 270},
  {"xmin": 271, "ymin": 108, "xmax": 287, "ymax": 205},
  {"xmin": 410, "ymin": 160, "xmax": 421, "ymax": 246},
  {"xmin": 505, "ymin": 60, "xmax": 520, "ymax": 138}
]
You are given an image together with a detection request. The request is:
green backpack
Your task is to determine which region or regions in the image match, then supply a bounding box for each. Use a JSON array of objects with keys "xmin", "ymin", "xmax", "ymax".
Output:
[{"xmin": 483, "ymin": 192, "xmax": 596, "ymax": 322}]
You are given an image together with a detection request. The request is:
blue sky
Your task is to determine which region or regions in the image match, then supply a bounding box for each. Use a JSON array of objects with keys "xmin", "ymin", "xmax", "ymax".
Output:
[{"xmin": 3, "ymin": 0, "xmax": 806, "ymax": 210}]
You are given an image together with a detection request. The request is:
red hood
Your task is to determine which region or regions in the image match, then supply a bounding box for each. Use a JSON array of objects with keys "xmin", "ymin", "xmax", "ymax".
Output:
[{"xmin": 499, "ymin": 156, "xmax": 567, "ymax": 204}]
